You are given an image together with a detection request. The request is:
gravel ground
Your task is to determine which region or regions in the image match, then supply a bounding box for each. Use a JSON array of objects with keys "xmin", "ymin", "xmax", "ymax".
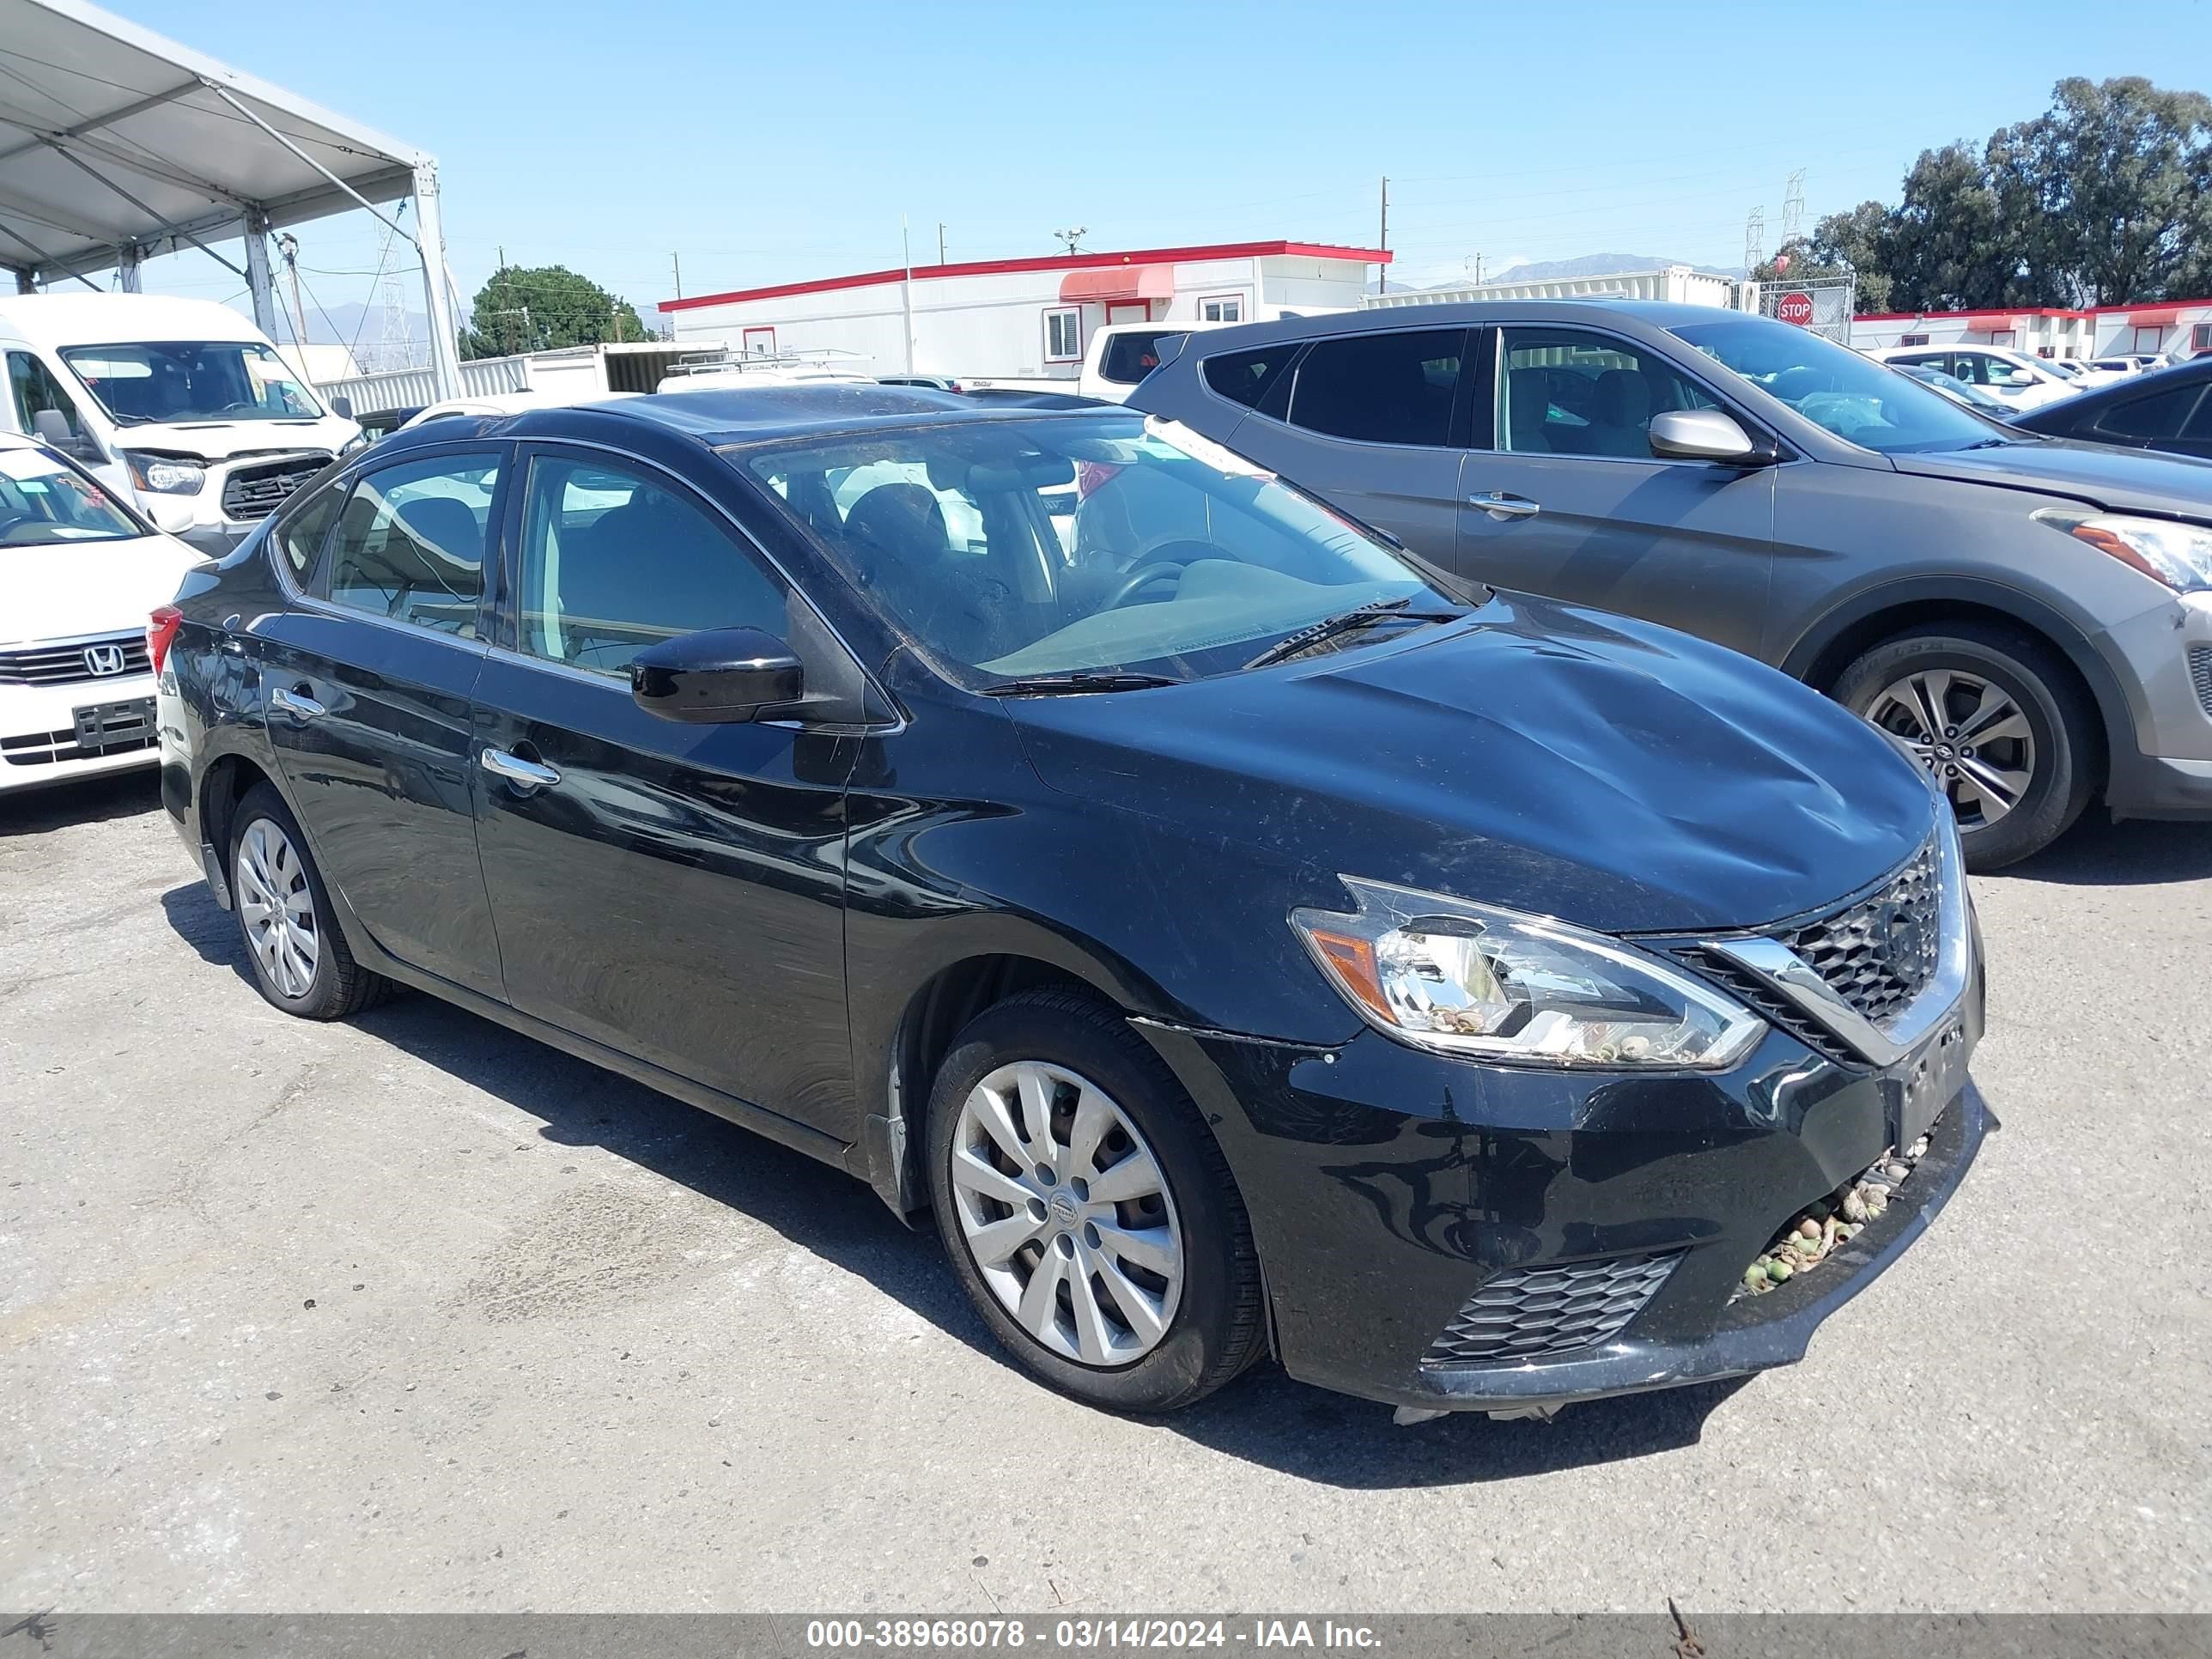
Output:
[{"xmin": 3, "ymin": 772, "xmax": 2208, "ymax": 1613}]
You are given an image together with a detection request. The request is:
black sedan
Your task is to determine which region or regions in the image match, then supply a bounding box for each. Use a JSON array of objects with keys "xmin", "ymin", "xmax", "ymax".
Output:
[
  {"xmin": 151, "ymin": 388, "xmax": 1986, "ymax": 1419},
  {"xmin": 2012, "ymin": 356, "xmax": 2212, "ymax": 460}
]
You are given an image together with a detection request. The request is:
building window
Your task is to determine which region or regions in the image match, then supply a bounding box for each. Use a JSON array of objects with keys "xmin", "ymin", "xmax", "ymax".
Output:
[
  {"xmin": 2194, "ymin": 323, "xmax": 2212, "ymax": 354},
  {"xmin": 741, "ymin": 326, "xmax": 776, "ymax": 357},
  {"xmin": 1043, "ymin": 307, "xmax": 1081, "ymax": 363},
  {"xmin": 1899, "ymin": 333, "xmax": 1929, "ymax": 346},
  {"xmin": 2134, "ymin": 326, "xmax": 2163, "ymax": 354},
  {"xmin": 1199, "ymin": 293, "xmax": 1245, "ymax": 324},
  {"xmin": 1989, "ymin": 330, "xmax": 2014, "ymax": 346}
]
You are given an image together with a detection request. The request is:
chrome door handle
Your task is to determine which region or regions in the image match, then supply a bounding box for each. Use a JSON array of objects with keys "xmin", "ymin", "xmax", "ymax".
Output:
[
  {"xmin": 270, "ymin": 686, "xmax": 325, "ymax": 720},
  {"xmin": 1468, "ymin": 492, "xmax": 1540, "ymax": 520},
  {"xmin": 479, "ymin": 746, "xmax": 562, "ymax": 789}
]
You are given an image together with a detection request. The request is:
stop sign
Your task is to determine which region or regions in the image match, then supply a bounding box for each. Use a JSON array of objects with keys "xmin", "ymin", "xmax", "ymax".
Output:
[{"xmin": 1776, "ymin": 290, "xmax": 1815, "ymax": 326}]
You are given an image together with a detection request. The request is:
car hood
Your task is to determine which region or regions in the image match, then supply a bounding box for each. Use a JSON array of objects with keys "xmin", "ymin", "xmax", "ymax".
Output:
[
  {"xmin": 0, "ymin": 532, "xmax": 202, "ymax": 646},
  {"xmin": 1891, "ymin": 437, "xmax": 2212, "ymax": 518},
  {"xmin": 1008, "ymin": 592, "xmax": 1936, "ymax": 935},
  {"xmin": 108, "ymin": 416, "xmax": 357, "ymax": 463}
]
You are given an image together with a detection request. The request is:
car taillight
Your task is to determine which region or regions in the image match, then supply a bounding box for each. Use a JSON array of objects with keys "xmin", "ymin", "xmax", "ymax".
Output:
[{"xmin": 148, "ymin": 605, "xmax": 183, "ymax": 676}]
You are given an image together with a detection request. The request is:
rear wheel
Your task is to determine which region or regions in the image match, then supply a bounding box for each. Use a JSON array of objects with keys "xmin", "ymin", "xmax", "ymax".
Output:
[
  {"xmin": 229, "ymin": 783, "xmax": 389, "ymax": 1019},
  {"xmin": 1834, "ymin": 622, "xmax": 2097, "ymax": 870},
  {"xmin": 926, "ymin": 989, "xmax": 1263, "ymax": 1413}
]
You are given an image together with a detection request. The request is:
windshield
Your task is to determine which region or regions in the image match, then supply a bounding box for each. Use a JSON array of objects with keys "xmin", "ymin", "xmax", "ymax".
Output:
[
  {"xmin": 0, "ymin": 445, "xmax": 143, "ymax": 546},
  {"xmin": 740, "ymin": 412, "xmax": 1461, "ymax": 685},
  {"xmin": 1669, "ymin": 316, "xmax": 2005, "ymax": 453},
  {"xmin": 59, "ymin": 340, "xmax": 325, "ymax": 426}
]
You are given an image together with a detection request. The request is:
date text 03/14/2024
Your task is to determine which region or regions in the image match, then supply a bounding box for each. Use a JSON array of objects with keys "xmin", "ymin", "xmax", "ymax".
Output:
[{"xmin": 804, "ymin": 1620, "xmax": 1382, "ymax": 1650}]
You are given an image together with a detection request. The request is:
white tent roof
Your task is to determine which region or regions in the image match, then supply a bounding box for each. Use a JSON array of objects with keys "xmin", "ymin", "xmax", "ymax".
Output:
[{"xmin": 0, "ymin": 0, "xmax": 430, "ymax": 283}]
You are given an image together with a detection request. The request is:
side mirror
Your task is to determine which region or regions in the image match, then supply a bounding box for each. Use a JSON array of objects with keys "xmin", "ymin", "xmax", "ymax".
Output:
[
  {"xmin": 331, "ymin": 395, "xmax": 355, "ymax": 420},
  {"xmin": 1648, "ymin": 409, "xmax": 1772, "ymax": 465},
  {"xmin": 630, "ymin": 626, "xmax": 804, "ymax": 723},
  {"xmin": 32, "ymin": 407, "xmax": 101, "ymax": 463}
]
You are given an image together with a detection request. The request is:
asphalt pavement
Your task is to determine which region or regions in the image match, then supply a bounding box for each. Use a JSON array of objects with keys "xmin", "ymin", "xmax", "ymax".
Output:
[{"xmin": 3, "ymin": 772, "xmax": 2207, "ymax": 1613}]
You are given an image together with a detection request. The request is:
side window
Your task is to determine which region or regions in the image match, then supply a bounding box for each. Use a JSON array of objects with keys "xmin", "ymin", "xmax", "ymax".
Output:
[
  {"xmin": 1288, "ymin": 329, "xmax": 1462, "ymax": 447},
  {"xmin": 2097, "ymin": 384, "xmax": 2203, "ymax": 441},
  {"xmin": 1097, "ymin": 329, "xmax": 1176, "ymax": 387},
  {"xmin": 2182, "ymin": 390, "xmax": 2212, "ymax": 441},
  {"xmin": 1498, "ymin": 330, "xmax": 1716, "ymax": 457},
  {"xmin": 322, "ymin": 452, "xmax": 498, "ymax": 636},
  {"xmin": 1202, "ymin": 343, "xmax": 1298, "ymax": 412},
  {"xmin": 516, "ymin": 454, "xmax": 786, "ymax": 677},
  {"xmin": 7, "ymin": 350, "xmax": 87, "ymax": 440},
  {"xmin": 272, "ymin": 483, "xmax": 343, "ymax": 580}
]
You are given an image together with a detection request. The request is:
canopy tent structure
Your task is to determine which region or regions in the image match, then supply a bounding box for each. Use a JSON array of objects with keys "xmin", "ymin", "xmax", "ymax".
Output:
[{"xmin": 0, "ymin": 0, "xmax": 462, "ymax": 397}]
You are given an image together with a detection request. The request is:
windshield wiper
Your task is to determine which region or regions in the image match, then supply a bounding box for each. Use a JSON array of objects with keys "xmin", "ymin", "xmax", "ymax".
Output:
[
  {"xmin": 981, "ymin": 671, "xmax": 1180, "ymax": 696},
  {"xmin": 1243, "ymin": 598, "xmax": 1457, "ymax": 670}
]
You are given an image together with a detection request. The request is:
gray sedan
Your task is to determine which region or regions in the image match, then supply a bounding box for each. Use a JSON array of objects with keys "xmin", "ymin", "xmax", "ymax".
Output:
[{"xmin": 1128, "ymin": 302, "xmax": 2212, "ymax": 867}]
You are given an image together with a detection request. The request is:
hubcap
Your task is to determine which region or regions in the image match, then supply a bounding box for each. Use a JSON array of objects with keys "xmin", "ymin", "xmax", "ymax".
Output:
[
  {"xmin": 950, "ymin": 1060, "xmax": 1184, "ymax": 1367},
  {"xmin": 235, "ymin": 817, "xmax": 319, "ymax": 999},
  {"xmin": 1861, "ymin": 668, "xmax": 2036, "ymax": 831}
]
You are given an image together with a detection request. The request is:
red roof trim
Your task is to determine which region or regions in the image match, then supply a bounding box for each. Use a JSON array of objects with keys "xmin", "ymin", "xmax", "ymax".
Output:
[
  {"xmin": 660, "ymin": 240, "xmax": 1392, "ymax": 313},
  {"xmin": 1856, "ymin": 298, "xmax": 2212, "ymax": 322}
]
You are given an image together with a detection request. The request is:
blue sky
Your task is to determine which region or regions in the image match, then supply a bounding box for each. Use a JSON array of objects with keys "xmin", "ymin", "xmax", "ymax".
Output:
[{"xmin": 106, "ymin": 0, "xmax": 2212, "ymax": 332}]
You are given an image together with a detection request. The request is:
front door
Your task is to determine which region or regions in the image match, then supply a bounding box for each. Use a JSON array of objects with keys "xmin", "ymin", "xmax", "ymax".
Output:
[
  {"xmin": 470, "ymin": 445, "xmax": 856, "ymax": 1133},
  {"xmin": 1224, "ymin": 325, "xmax": 1474, "ymax": 565},
  {"xmin": 259, "ymin": 446, "xmax": 507, "ymax": 999},
  {"xmin": 1455, "ymin": 325, "xmax": 1776, "ymax": 657}
]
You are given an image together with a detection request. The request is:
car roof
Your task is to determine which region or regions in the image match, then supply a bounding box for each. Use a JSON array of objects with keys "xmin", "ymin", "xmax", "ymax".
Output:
[
  {"xmin": 0, "ymin": 292, "xmax": 276, "ymax": 349},
  {"xmin": 1170, "ymin": 299, "xmax": 1754, "ymax": 350},
  {"xmin": 359, "ymin": 383, "xmax": 1133, "ymax": 458},
  {"xmin": 2013, "ymin": 353, "xmax": 2212, "ymax": 430}
]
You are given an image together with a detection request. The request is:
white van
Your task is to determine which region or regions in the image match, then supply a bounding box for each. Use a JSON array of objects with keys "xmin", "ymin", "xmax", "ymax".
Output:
[
  {"xmin": 0, "ymin": 294, "xmax": 363, "ymax": 554},
  {"xmin": 0, "ymin": 431, "xmax": 202, "ymax": 793}
]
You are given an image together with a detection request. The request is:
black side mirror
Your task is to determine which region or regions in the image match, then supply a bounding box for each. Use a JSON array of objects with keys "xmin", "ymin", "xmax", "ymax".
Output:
[
  {"xmin": 630, "ymin": 626, "xmax": 804, "ymax": 723},
  {"xmin": 331, "ymin": 395, "xmax": 355, "ymax": 420},
  {"xmin": 33, "ymin": 407, "xmax": 101, "ymax": 464}
]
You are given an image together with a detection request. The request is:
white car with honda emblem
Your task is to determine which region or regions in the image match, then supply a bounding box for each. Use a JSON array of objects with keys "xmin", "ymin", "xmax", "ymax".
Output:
[{"xmin": 0, "ymin": 432, "xmax": 201, "ymax": 793}]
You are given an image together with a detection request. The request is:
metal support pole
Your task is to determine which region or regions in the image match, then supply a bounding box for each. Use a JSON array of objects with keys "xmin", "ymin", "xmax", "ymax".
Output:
[
  {"xmin": 39, "ymin": 138, "xmax": 245, "ymax": 276},
  {"xmin": 411, "ymin": 161, "xmax": 464, "ymax": 400},
  {"xmin": 242, "ymin": 212, "xmax": 280, "ymax": 338},
  {"xmin": 117, "ymin": 246, "xmax": 143, "ymax": 290}
]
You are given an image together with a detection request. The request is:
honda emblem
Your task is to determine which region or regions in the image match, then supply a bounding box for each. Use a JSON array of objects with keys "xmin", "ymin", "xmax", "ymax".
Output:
[{"xmin": 83, "ymin": 643, "xmax": 128, "ymax": 677}]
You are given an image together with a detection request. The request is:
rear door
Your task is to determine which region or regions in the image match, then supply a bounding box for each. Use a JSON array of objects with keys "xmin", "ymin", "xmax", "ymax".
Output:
[
  {"xmin": 258, "ymin": 444, "xmax": 507, "ymax": 999},
  {"xmin": 470, "ymin": 443, "xmax": 857, "ymax": 1133},
  {"xmin": 1207, "ymin": 325, "xmax": 1474, "ymax": 564},
  {"xmin": 1455, "ymin": 325, "xmax": 1777, "ymax": 657}
]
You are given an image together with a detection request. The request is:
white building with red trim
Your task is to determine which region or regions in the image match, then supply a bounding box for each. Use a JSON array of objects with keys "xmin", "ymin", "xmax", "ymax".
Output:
[
  {"xmin": 655, "ymin": 240, "xmax": 1388, "ymax": 380},
  {"xmin": 1851, "ymin": 299, "xmax": 2212, "ymax": 362}
]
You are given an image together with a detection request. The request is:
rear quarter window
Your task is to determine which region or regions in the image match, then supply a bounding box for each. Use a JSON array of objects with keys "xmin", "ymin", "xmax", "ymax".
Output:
[{"xmin": 1202, "ymin": 344, "xmax": 1299, "ymax": 412}]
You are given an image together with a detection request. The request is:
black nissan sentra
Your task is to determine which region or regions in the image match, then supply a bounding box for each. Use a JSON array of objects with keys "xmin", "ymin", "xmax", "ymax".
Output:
[{"xmin": 154, "ymin": 387, "xmax": 1986, "ymax": 1420}]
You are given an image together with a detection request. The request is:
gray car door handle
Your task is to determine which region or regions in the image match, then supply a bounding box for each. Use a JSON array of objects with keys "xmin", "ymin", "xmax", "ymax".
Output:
[
  {"xmin": 1468, "ymin": 492, "xmax": 1540, "ymax": 520},
  {"xmin": 479, "ymin": 747, "xmax": 562, "ymax": 789},
  {"xmin": 269, "ymin": 685, "xmax": 325, "ymax": 720}
]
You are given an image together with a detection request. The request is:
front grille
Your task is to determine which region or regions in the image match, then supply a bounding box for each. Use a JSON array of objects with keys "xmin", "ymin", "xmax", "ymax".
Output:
[
  {"xmin": 0, "ymin": 635, "xmax": 150, "ymax": 686},
  {"xmin": 1421, "ymin": 1250, "xmax": 1681, "ymax": 1367},
  {"xmin": 221, "ymin": 454, "xmax": 328, "ymax": 520},
  {"xmin": 2190, "ymin": 645, "xmax": 2212, "ymax": 718},
  {"xmin": 1784, "ymin": 840, "xmax": 1940, "ymax": 1027},
  {"xmin": 1677, "ymin": 946, "xmax": 1857, "ymax": 1065}
]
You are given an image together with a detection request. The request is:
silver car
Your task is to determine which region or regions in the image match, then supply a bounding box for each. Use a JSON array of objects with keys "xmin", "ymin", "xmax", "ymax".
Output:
[{"xmin": 1127, "ymin": 302, "xmax": 2212, "ymax": 867}]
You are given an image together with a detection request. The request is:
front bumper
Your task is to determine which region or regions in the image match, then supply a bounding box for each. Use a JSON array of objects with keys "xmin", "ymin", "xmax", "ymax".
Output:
[
  {"xmin": 1140, "ymin": 986, "xmax": 1986, "ymax": 1413},
  {"xmin": 2099, "ymin": 591, "xmax": 2212, "ymax": 819},
  {"xmin": 0, "ymin": 672, "xmax": 161, "ymax": 792}
]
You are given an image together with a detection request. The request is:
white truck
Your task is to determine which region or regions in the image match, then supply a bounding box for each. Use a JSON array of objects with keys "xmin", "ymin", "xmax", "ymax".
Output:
[
  {"xmin": 963, "ymin": 320, "xmax": 1235, "ymax": 403},
  {"xmin": 0, "ymin": 294, "xmax": 363, "ymax": 554}
]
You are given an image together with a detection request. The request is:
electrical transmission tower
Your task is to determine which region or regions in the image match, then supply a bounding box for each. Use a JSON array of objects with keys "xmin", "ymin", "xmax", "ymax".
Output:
[
  {"xmin": 1781, "ymin": 169, "xmax": 1805, "ymax": 248},
  {"xmin": 1744, "ymin": 206, "xmax": 1765, "ymax": 274},
  {"xmin": 377, "ymin": 270, "xmax": 410, "ymax": 371}
]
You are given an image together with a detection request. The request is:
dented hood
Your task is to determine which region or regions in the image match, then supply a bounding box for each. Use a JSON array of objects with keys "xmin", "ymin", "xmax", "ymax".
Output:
[{"xmin": 1008, "ymin": 592, "xmax": 1936, "ymax": 935}]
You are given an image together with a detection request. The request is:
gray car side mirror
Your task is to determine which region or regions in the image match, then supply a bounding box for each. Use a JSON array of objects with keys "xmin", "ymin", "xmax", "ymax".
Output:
[{"xmin": 1649, "ymin": 409, "xmax": 1771, "ymax": 465}]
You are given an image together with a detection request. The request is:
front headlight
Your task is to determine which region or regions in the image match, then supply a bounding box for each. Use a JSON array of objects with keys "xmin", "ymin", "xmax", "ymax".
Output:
[
  {"xmin": 125, "ymin": 453, "xmax": 206, "ymax": 495},
  {"xmin": 1291, "ymin": 877, "xmax": 1765, "ymax": 1070},
  {"xmin": 2034, "ymin": 508, "xmax": 2212, "ymax": 593}
]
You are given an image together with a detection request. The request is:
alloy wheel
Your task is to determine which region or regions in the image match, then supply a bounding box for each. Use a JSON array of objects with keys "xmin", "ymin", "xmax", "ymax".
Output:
[
  {"xmin": 1863, "ymin": 668, "xmax": 2037, "ymax": 830},
  {"xmin": 235, "ymin": 817, "xmax": 319, "ymax": 1000},
  {"xmin": 950, "ymin": 1060, "xmax": 1185, "ymax": 1368}
]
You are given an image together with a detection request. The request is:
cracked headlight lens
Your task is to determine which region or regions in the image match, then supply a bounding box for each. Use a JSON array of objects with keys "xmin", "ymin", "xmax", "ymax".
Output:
[{"xmin": 1292, "ymin": 877, "xmax": 1764, "ymax": 1069}]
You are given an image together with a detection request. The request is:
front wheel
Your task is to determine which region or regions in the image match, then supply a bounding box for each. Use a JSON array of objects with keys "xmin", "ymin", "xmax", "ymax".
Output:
[
  {"xmin": 925, "ymin": 989, "xmax": 1263, "ymax": 1413},
  {"xmin": 1834, "ymin": 622, "xmax": 2098, "ymax": 870}
]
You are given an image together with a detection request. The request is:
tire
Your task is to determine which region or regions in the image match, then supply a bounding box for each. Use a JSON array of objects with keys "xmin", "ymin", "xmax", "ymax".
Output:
[
  {"xmin": 925, "ymin": 988, "xmax": 1263, "ymax": 1413},
  {"xmin": 1833, "ymin": 621, "xmax": 2098, "ymax": 871},
  {"xmin": 228, "ymin": 782, "xmax": 390, "ymax": 1019}
]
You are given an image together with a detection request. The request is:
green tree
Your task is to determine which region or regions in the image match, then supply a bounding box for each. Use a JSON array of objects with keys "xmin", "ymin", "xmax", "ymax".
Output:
[
  {"xmin": 464, "ymin": 264, "xmax": 657, "ymax": 359},
  {"xmin": 1750, "ymin": 204, "xmax": 1894, "ymax": 313}
]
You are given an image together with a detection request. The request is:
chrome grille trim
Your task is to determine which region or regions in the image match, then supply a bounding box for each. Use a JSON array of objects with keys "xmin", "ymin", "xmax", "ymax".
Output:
[
  {"xmin": 0, "ymin": 633, "xmax": 151, "ymax": 686},
  {"xmin": 2189, "ymin": 644, "xmax": 2212, "ymax": 719}
]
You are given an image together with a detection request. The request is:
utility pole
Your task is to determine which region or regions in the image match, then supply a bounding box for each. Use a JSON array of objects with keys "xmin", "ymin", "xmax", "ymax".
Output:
[
  {"xmin": 938, "ymin": 222, "xmax": 947, "ymax": 265},
  {"xmin": 901, "ymin": 216, "xmax": 916, "ymax": 374},
  {"xmin": 275, "ymin": 232, "xmax": 307, "ymax": 349},
  {"xmin": 611, "ymin": 297, "xmax": 624, "ymax": 343},
  {"xmin": 671, "ymin": 252, "xmax": 683, "ymax": 301},
  {"xmin": 1377, "ymin": 176, "xmax": 1389, "ymax": 295}
]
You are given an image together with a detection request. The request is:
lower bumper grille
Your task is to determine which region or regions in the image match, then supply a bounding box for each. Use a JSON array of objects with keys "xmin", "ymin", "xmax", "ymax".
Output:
[
  {"xmin": 2191, "ymin": 644, "xmax": 2212, "ymax": 718},
  {"xmin": 3, "ymin": 697, "xmax": 156, "ymax": 766},
  {"xmin": 1421, "ymin": 1250, "xmax": 1681, "ymax": 1367}
]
